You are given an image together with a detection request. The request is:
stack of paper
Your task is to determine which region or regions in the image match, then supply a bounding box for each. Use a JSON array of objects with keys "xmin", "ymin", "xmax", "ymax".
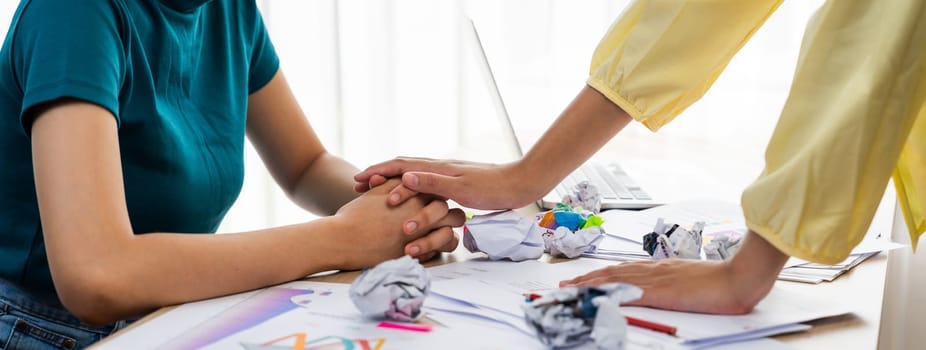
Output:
[
  {"xmin": 586, "ymin": 199, "xmax": 902, "ymax": 284},
  {"xmin": 778, "ymin": 253, "xmax": 878, "ymax": 284}
]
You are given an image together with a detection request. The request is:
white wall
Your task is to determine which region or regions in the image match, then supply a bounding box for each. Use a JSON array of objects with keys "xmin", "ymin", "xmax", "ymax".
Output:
[{"xmin": 879, "ymin": 204, "xmax": 926, "ymax": 349}]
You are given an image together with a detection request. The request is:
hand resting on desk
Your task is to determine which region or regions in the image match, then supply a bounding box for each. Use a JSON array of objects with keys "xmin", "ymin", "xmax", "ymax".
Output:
[{"xmin": 560, "ymin": 230, "xmax": 789, "ymax": 315}]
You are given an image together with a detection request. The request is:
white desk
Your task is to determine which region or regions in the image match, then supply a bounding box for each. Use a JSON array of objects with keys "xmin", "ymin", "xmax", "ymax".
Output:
[
  {"xmin": 772, "ymin": 254, "xmax": 886, "ymax": 348},
  {"xmin": 94, "ymin": 245, "xmax": 888, "ymax": 349},
  {"xmin": 96, "ymin": 130, "xmax": 892, "ymax": 348}
]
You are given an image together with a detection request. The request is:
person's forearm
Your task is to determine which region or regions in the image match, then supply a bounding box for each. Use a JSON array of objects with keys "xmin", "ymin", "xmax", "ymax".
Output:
[
  {"xmin": 289, "ymin": 153, "xmax": 360, "ymax": 215},
  {"xmin": 516, "ymin": 85, "xmax": 633, "ymax": 197},
  {"xmin": 54, "ymin": 218, "xmax": 349, "ymax": 325}
]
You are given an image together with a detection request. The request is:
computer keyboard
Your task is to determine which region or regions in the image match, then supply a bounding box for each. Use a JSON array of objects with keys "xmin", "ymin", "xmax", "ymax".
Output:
[{"xmin": 554, "ymin": 163, "xmax": 652, "ymax": 201}]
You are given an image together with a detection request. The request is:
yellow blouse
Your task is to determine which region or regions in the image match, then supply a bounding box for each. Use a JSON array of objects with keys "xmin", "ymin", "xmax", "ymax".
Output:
[{"xmin": 588, "ymin": 0, "xmax": 926, "ymax": 264}]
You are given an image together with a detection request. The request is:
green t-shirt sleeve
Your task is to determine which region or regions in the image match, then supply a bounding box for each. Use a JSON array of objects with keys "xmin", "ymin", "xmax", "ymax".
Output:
[
  {"xmin": 13, "ymin": 0, "xmax": 126, "ymax": 134},
  {"xmin": 246, "ymin": 4, "xmax": 279, "ymax": 94}
]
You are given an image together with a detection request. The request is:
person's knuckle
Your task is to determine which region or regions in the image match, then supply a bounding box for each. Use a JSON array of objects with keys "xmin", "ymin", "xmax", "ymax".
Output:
[
  {"xmin": 442, "ymin": 235, "xmax": 457, "ymax": 250},
  {"xmin": 417, "ymin": 237, "xmax": 434, "ymax": 251},
  {"xmin": 415, "ymin": 210, "xmax": 432, "ymax": 226},
  {"xmin": 401, "ymin": 188, "xmax": 418, "ymax": 198},
  {"xmin": 418, "ymin": 174, "xmax": 435, "ymax": 187}
]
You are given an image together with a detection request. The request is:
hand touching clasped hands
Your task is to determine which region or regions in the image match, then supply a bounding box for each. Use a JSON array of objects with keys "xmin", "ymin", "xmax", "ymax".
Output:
[
  {"xmin": 353, "ymin": 158, "xmax": 542, "ymax": 210},
  {"xmin": 336, "ymin": 178, "xmax": 465, "ymax": 268}
]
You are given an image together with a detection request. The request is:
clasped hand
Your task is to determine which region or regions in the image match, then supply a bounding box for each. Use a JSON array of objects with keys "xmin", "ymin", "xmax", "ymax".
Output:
[{"xmin": 335, "ymin": 178, "xmax": 464, "ymax": 269}]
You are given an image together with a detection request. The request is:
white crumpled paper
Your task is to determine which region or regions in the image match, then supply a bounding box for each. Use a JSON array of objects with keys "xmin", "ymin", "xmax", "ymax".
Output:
[
  {"xmin": 561, "ymin": 181, "xmax": 602, "ymax": 214},
  {"xmin": 543, "ymin": 226, "xmax": 605, "ymax": 259},
  {"xmin": 704, "ymin": 235, "xmax": 744, "ymax": 260},
  {"xmin": 522, "ymin": 283, "xmax": 643, "ymax": 350},
  {"xmin": 463, "ymin": 210, "xmax": 545, "ymax": 261},
  {"xmin": 349, "ymin": 256, "xmax": 430, "ymax": 322},
  {"xmin": 645, "ymin": 218, "xmax": 704, "ymax": 260}
]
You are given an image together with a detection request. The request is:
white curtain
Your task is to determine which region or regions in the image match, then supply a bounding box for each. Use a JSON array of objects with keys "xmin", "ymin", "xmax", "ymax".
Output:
[
  {"xmin": 0, "ymin": 1, "xmax": 827, "ymax": 232},
  {"xmin": 227, "ymin": 0, "xmax": 825, "ymax": 231}
]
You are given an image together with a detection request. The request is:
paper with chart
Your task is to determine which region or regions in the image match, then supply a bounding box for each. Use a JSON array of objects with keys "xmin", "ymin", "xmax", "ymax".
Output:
[{"xmin": 96, "ymin": 281, "xmax": 532, "ymax": 350}]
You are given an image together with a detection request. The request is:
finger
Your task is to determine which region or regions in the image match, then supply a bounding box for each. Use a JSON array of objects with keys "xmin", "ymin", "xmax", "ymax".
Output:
[
  {"xmin": 436, "ymin": 232, "xmax": 460, "ymax": 252},
  {"xmin": 363, "ymin": 178, "xmax": 404, "ymax": 195},
  {"xmin": 353, "ymin": 174, "xmax": 386, "ymax": 193},
  {"xmin": 353, "ymin": 182, "xmax": 370, "ymax": 193},
  {"xmin": 412, "ymin": 251, "xmax": 440, "ymax": 263},
  {"xmin": 571, "ymin": 274, "xmax": 633, "ymax": 287},
  {"xmin": 561, "ymin": 261, "xmax": 658, "ymax": 287},
  {"xmin": 564, "ymin": 269, "xmax": 644, "ymax": 288},
  {"xmin": 387, "ymin": 184, "xmax": 419, "ymax": 206},
  {"xmin": 559, "ymin": 264, "xmax": 626, "ymax": 286},
  {"xmin": 427, "ymin": 208, "xmax": 466, "ymax": 229},
  {"xmin": 402, "ymin": 200, "xmax": 450, "ymax": 235},
  {"xmin": 368, "ymin": 174, "xmax": 388, "ymax": 189},
  {"xmin": 405, "ymin": 226, "xmax": 456, "ymax": 257},
  {"xmin": 401, "ymin": 172, "xmax": 464, "ymax": 200},
  {"xmin": 354, "ymin": 157, "xmax": 442, "ymax": 183}
]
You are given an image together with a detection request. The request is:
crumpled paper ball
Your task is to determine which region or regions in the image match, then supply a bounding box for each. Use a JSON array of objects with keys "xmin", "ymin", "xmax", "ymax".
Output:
[
  {"xmin": 704, "ymin": 235, "xmax": 744, "ymax": 260},
  {"xmin": 349, "ymin": 256, "xmax": 430, "ymax": 322},
  {"xmin": 463, "ymin": 207, "xmax": 606, "ymax": 261},
  {"xmin": 538, "ymin": 204, "xmax": 606, "ymax": 258},
  {"xmin": 561, "ymin": 181, "xmax": 602, "ymax": 214},
  {"xmin": 522, "ymin": 283, "xmax": 643, "ymax": 350},
  {"xmin": 463, "ymin": 210, "xmax": 546, "ymax": 261},
  {"xmin": 543, "ymin": 226, "xmax": 605, "ymax": 259},
  {"xmin": 642, "ymin": 218, "xmax": 704, "ymax": 260}
]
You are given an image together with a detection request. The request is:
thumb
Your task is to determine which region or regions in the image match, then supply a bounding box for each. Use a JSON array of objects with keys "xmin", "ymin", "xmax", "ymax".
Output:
[{"xmin": 402, "ymin": 171, "xmax": 461, "ymax": 200}]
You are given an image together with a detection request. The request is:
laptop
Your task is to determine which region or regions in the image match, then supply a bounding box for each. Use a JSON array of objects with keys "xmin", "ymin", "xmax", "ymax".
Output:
[{"xmin": 465, "ymin": 18, "xmax": 660, "ymax": 210}]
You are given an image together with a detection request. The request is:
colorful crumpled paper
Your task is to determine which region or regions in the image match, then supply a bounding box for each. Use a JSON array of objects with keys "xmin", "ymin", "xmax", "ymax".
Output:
[
  {"xmin": 522, "ymin": 283, "xmax": 643, "ymax": 349},
  {"xmin": 463, "ymin": 206, "xmax": 606, "ymax": 261}
]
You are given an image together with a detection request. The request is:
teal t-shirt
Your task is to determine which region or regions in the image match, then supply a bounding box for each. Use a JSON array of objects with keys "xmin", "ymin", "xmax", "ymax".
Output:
[{"xmin": 0, "ymin": 0, "xmax": 279, "ymax": 300}]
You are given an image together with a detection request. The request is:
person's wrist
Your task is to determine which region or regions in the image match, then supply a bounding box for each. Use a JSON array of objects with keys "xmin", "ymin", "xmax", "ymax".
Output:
[
  {"xmin": 502, "ymin": 160, "xmax": 548, "ymax": 208},
  {"xmin": 314, "ymin": 215, "xmax": 354, "ymax": 270}
]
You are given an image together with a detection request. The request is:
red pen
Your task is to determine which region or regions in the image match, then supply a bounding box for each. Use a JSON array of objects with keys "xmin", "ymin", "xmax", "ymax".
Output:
[
  {"xmin": 625, "ymin": 315, "xmax": 677, "ymax": 336},
  {"xmin": 522, "ymin": 293, "xmax": 544, "ymax": 301}
]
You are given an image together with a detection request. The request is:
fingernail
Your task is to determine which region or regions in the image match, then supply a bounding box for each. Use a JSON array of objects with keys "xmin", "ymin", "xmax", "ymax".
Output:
[
  {"xmin": 408, "ymin": 246, "xmax": 420, "ymax": 255},
  {"xmin": 405, "ymin": 174, "xmax": 418, "ymax": 188},
  {"xmin": 405, "ymin": 221, "xmax": 418, "ymax": 233},
  {"xmin": 390, "ymin": 193, "xmax": 400, "ymax": 203}
]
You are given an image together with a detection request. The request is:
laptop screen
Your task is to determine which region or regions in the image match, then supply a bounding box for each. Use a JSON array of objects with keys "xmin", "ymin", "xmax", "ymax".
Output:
[{"xmin": 463, "ymin": 18, "xmax": 525, "ymax": 158}]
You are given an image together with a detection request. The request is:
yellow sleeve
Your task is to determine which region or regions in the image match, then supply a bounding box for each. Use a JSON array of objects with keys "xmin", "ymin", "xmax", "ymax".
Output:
[
  {"xmin": 742, "ymin": 0, "xmax": 926, "ymax": 264},
  {"xmin": 587, "ymin": 0, "xmax": 782, "ymax": 131}
]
